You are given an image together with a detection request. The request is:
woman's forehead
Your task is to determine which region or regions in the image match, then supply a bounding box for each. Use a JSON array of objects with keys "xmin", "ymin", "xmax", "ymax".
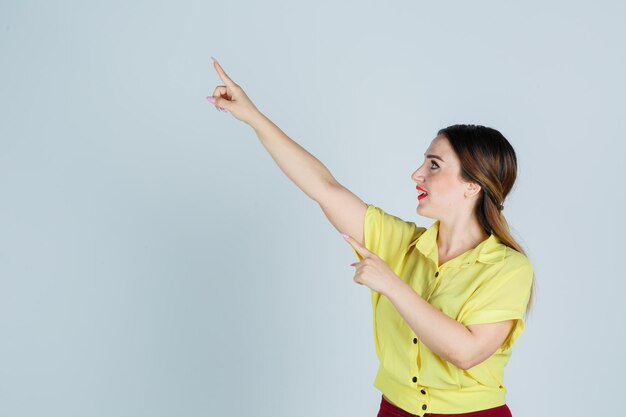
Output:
[{"xmin": 426, "ymin": 136, "xmax": 452, "ymax": 157}]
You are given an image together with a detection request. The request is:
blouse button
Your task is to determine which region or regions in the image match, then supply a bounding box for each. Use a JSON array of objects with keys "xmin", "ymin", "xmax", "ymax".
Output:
[
  {"xmin": 412, "ymin": 376, "xmax": 417, "ymax": 383},
  {"xmin": 435, "ymin": 271, "xmax": 439, "ymax": 277},
  {"xmin": 422, "ymin": 404, "xmax": 428, "ymax": 410},
  {"xmin": 421, "ymin": 389, "xmax": 426, "ymax": 395},
  {"xmin": 413, "ymin": 338, "xmax": 418, "ymax": 344}
]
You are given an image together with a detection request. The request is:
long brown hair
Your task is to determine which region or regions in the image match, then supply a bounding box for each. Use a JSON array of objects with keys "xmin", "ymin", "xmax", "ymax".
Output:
[{"xmin": 437, "ymin": 124, "xmax": 535, "ymax": 317}]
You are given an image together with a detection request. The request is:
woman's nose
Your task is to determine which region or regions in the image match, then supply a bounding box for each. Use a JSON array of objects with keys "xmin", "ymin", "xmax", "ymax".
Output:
[{"xmin": 411, "ymin": 171, "xmax": 424, "ymax": 183}]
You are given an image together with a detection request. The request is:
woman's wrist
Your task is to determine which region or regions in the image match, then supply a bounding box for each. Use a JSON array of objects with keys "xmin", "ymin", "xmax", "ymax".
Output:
[{"xmin": 247, "ymin": 110, "xmax": 268, "ymax": 129}]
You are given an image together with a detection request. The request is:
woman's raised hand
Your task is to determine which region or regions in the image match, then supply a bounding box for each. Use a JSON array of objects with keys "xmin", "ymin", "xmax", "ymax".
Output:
[{"xmin": 207, "ymin": 56, "xmax": 262, "ymax": 126}]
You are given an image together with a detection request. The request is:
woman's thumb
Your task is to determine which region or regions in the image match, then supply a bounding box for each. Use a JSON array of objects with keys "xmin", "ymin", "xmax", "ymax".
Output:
[{"xmin": 207, "ymin": 95, "xmax": 229, "ymax": 111}]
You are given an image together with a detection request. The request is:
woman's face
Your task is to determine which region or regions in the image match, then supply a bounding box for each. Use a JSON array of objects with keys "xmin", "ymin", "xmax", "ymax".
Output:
[{"xmin": 410, "ymin": 135, "xmax": 480, "ymax": 220}]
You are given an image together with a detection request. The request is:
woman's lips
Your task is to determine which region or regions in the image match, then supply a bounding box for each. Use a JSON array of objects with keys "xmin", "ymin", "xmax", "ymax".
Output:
[{"xmin": 416, "ymin": 185, "xmax": 428, "ymax": 200}]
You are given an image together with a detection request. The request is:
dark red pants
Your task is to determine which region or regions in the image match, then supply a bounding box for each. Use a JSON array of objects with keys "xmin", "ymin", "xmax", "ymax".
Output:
[{"xmin": 377, "ymin": 395, "xmax": 513, "ymax": 417}]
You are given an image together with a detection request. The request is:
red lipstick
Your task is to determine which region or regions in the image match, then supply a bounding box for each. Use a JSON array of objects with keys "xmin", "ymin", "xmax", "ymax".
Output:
[{"xmin": 416, "ymin": 185, "xmax": 428, "ymax": 201}]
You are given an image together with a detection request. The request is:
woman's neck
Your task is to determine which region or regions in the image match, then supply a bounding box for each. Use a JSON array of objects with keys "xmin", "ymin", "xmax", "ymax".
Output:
[{"xmin": 436, "ymin": 216, "xmax": 489, "ymax": 261}]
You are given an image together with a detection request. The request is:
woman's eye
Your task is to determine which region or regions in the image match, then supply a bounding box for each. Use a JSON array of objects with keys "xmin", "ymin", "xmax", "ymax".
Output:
[{"xmin": 430, "ymin": 160, "xmax": 439, "ymax": 169}]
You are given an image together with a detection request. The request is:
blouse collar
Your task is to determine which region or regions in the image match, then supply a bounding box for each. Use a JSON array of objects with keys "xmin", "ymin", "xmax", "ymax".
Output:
[{"xmin": 412, "ymin": 220, "xmax": 507, "ymax": 268}]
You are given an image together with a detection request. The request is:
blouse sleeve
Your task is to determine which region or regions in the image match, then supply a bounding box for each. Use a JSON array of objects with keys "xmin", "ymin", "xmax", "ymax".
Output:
[
  {"xmin": 350, "ymin": 204, "xmax": 426, "ymax": 272},
  {"xmin": 458, "ymin": 261, "xmax": 534, "ymax": 351}
]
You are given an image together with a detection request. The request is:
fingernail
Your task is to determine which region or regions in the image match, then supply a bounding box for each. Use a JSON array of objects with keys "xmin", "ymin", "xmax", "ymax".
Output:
[
  {"xmin": 341, "ymin": 232, "xmax": 349, "ymax": 239},
  {"xmin": 207, "ymin": 96, "xmax": 216, "ymax": 104},
  {"xmin": 211, "ymin": 56, "xmax": 217, "ymax": 63}
]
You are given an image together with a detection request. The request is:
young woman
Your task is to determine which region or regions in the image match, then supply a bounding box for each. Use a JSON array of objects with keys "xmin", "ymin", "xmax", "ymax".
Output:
[{"xmin": 207, "ymin": 57, "xmax": 535, "ymax": 417}]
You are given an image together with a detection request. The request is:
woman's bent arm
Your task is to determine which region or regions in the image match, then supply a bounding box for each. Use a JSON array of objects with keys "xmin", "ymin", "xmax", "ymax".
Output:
[{"xmin": 250, "ymin": 112, "xmax": 336, "ymax": 202}]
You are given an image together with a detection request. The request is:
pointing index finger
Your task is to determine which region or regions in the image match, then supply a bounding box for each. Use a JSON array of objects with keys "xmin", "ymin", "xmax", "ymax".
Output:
[
  {"xmin": 211, "ymin": 57, "xmax": 236, "ymax": 88},
  {"xmin": 342, "ymin": 233, "xmax": 370, "ymax": 256}
]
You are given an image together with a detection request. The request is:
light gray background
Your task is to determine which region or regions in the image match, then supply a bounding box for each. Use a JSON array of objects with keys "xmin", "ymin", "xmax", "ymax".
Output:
[{"xmin": 1, "ymin": 1, "xmax": 624, "ymax": 416}]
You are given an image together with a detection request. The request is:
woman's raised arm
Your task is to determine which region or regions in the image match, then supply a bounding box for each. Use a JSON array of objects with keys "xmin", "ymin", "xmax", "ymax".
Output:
[{"xmin": 208, "ymin": 57, "xmax": 367, "ymax": 243}]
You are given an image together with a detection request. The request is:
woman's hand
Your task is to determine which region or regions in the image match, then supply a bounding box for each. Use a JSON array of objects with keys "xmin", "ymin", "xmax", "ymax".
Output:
[
  {"xmin": 342, "ymin": 233, "xmax": 402, "ymax": 297},
  {"xmin": 207, "ymin": 56, "xmax": 262, "ymax": 126}
]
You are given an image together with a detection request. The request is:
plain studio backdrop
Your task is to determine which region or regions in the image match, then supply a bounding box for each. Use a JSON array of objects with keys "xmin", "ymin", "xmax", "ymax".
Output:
[{"xmin": 1, "ymin": 1, "xmax": 624, "ymax": 416}]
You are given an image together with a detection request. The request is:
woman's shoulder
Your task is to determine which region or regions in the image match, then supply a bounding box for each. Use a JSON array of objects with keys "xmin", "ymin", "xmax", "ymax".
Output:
[
  {"xmin": 366, "ymin": 203, "xmax": 428, "ymax": 234},
  {"xmin": 501, "ymin": 245, "xmax": 534, "ymax": 274}
]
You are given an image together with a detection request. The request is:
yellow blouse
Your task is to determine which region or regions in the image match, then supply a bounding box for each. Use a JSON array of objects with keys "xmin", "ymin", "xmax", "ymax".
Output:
[{"xmin": 350, "ymin": 204, "xmax": 533, "ymax": 416}]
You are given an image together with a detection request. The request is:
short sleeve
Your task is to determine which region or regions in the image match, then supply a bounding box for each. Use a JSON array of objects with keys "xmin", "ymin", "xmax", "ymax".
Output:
[
  {"xmin": 458, "ymin": 262, "xmax": 534, "ymax": 351},
  {"xmin": 350, "ymin": 204, "xmax": 425, "ymax": 271}
]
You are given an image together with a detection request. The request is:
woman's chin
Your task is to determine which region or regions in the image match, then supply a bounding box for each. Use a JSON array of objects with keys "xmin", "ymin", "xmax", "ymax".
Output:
[{"xmin": 416, "ymin": 204, "xmax": 433, "ymax": 218}]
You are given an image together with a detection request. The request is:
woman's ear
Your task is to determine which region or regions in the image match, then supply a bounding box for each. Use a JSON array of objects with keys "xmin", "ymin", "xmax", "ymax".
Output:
[{"xmin": 465, "ymin": 182, "xmax": 482, "ymax": 198}]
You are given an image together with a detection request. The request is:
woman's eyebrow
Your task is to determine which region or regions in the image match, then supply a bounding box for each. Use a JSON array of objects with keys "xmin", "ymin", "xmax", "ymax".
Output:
[{"xmin": 424, "ymin": 153, "xmax": 445, "ymax": 162}]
